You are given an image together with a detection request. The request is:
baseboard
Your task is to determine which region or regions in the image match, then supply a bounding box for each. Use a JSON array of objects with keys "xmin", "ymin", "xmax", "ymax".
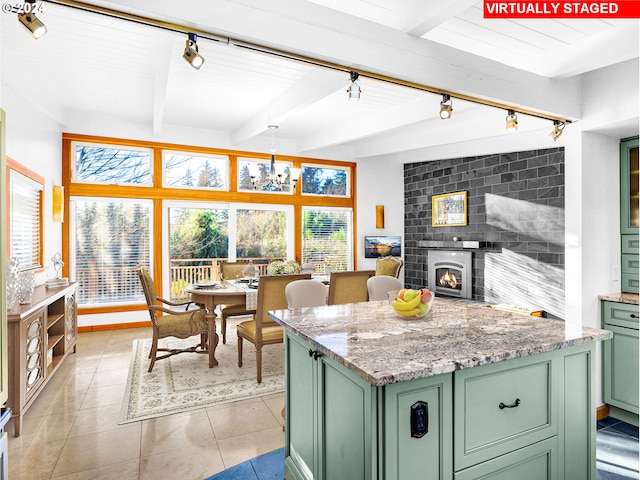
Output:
[
  {"xmin": 78, "ymin": 321, "xmax": 151, "ymax": 333},
  {"xmin": 597, "ymin": 404, "xmax": 610, "ymax": 421}
]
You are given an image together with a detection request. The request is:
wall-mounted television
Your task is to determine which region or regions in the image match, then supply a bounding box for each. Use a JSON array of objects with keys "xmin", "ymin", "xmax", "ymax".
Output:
[{"xmin": 364, "ymin": 236, "xmax": 402, "ymax": 258}]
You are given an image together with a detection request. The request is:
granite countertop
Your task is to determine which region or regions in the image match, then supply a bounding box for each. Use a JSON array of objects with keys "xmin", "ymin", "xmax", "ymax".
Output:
[
  {"xmin": 269, "ymin": 298, "xmax": 612, "ymax": 386},
  {"xmin": 598, "ymin": 292, "xmax": 639, "ymax": 305}
]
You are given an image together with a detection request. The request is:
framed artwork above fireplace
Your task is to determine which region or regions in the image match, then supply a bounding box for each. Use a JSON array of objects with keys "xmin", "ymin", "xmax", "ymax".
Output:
[{"xmin": 432, "ymin": 191, "xmax": 467, "ymax": 227}]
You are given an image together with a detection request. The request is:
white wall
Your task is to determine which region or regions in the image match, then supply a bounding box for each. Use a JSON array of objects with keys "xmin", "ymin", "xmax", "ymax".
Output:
[
  {"xmin": 1, "ymin": 83, "xmax": 65, "ymax": 285},
  {"xmin": 356, "ymin": 157, "xmax": 405, "ymax": 278}
]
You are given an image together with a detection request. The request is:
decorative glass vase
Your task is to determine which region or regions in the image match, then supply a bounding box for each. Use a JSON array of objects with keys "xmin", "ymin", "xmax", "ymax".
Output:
[
  {"xmin": 6, "ymin": 257, "xmax": 20, "ymax": 309},
  {"xmin": 17, "ymin": 270, "xmax": 35, "ymax": 305}
]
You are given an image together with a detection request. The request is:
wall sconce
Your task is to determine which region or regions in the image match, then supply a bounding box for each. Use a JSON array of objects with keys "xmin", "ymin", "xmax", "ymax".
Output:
[
  {"xmin": 52, "ymin": 185, "xmax": 64, "ymax": 222},
  {"xmin": 376, "ymin": 205, "xmax": 384, "ymax": 229}
]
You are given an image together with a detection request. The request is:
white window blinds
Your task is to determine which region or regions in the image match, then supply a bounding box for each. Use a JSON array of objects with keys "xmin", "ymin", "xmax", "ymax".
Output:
[
  {"xmin": 301, "ymin": 207, "xmax": 353, "ymax": 272},
  {"xmin": 10, "ymin": 172, "xmax": 42, "ymax": 270}
]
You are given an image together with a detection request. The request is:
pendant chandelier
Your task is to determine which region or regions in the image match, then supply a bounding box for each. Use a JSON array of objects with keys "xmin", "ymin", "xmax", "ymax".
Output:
[{"xmin": 250, "ymin": 125, "xmax": 301, "ymax": 191}]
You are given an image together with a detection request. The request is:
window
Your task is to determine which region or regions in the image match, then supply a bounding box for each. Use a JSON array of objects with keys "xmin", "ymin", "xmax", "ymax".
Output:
[
  {"xmin": 72, "ymin": 142, "xmax": 152, "ymax": 185},
  {"xmin": 236, "ymin": 207, "xmax": 290, "ymax": 260},
  {"xmin": 7, "ymin": 160, "xmax": 43, "ymax": 271},
  {"xmin": 70, "ymin": 198, "xmax": 152, "ymax": 306},
  {"xmin": 237, "ymin": 157, "xmax": 294, "ymax": 193},
  {"xmin": 302, "ymin": 207, "xmax": 353, "ymax": 272},
  {"xmin": 164, "ymin": 151, "xmax": 229, "ymax": 190},
  {"xmin": 301, "ymin": 165, "xmax": 349, "ymax": 197}
]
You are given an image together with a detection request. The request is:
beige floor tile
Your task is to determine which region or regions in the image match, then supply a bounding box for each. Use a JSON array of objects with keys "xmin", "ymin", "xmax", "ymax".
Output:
[
  {"xmin": 207, "ymin": 398, "xmax": 280, "ymax": 439},
  {"xmin": 46, "ymin": 386, "xmax": 88, "ymax": 415},
  {"xmin": 216, "ymin": 425, "xmax": 285, "ymax": 468},
  {"xmin": 68, "ymin": 402, "xmax": 128, "ymax": 437},
  {"xmin": 28, "ymin": 408, "xmax": 79, "ymax": 444},
  {"xmin": 80, "ymin": 382, "xmax": 126, "ymax": 410},
  {"xmin": 88, "ymin": 367, "xmax": 129, "ymax": 389},
  {"xmin": 140, "ymin": 410, "xmax": 215, "ymax": 457},
  {"xmin": 140, "ymin": 441, "xmax": 225, "ymax": 480},
  {"xmin": 51, "ymin": 459, "xmax": 140, "ymax": 480},
  {"xmin": 51, "ymin": 424, "xmax": 141, "ymax": 477},
  {"xmin": 9, "ymin": 438, "xmax": 66, "ymax": 480},
  {"xmin": 262, "ymin": 393, "xmax": 285, "ymax": 426}
]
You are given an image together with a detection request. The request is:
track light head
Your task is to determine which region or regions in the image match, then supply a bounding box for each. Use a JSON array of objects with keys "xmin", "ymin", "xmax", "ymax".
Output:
[
  {"xmin": 505, "ymin": 110, "xmax": 518, "ymax": 132},
  {"xmin": 439, "ymin": 94, "xmax": 453, "ymax": 120},
  {"xmin": 549, "ymin": 120, "xmax": 565, "ymax": 141},
  {"xmin": 347, "ymin": 71, "xmax": 361, "ymax": 101},
  {"xmin": 18, "ymin": 7, "xmax": 47, "ymax": 39},
  {"xmin": 183, "ymin": 33, "xmax": 204, "ymax": 69}
]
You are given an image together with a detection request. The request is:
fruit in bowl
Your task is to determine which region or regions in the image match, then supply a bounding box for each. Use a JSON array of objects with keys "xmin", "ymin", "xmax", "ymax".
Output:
[{"xmin": 390, "ymin": 288, "xmax": 434, "ymax": 319}]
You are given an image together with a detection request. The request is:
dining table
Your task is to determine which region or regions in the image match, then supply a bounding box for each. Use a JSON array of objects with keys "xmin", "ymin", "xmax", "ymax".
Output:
[{"xmin": 184, "ymin": 280, "xmax": 258, "ymax": 366}]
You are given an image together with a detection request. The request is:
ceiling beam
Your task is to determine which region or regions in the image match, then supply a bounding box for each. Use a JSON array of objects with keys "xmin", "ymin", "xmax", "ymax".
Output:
[
  {"xmin": 401, "ymin": 0, "xmax": 479, "ymax": 37},
  {"xmin": 230, "ymin": 69, "xmax": 346, "ymax": 145},
  {"xmin": 152, "ymin": 32, "xmax": 173, "ymax": 137}
]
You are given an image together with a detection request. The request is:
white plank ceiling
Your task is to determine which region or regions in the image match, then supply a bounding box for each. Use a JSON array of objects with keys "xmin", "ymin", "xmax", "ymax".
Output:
[{"xmin": 1, "ymin": 0, "xmax": 637, "ymax": 161}]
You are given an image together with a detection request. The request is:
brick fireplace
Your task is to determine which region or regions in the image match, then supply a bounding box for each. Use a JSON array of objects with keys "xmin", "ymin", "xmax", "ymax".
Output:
[{"xmin": 403, "ymin": 148, "xmax": 565, "ymax": 318}]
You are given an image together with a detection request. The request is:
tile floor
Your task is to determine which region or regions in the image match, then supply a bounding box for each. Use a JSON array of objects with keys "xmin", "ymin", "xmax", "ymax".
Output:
[
  {"xmin": 8, "ymin": 327, "xmax": 639, "ymax": 480},
  {"xmin": 596, "ymin": 417, "xmax": 639, "ymax": 480},
  {"xmin": 7, "ymin": 326, "xmax": 285, "ymax": 480}
]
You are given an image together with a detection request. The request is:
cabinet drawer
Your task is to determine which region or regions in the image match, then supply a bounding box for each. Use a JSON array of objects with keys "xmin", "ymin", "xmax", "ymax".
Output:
[
  {"xmin": 622, "ymin": 254, "xmax": 640, "ymax": 273},
  {"xmin": 602, "ymin": 301, "xmax": 639, "ymax": 330},
  {"xmin": 622, "ymin": 234, "xmax": 639, "ymax": 254},
  {"xmin": 454, "ymin": 437, "xmax": 557, "ymax": 480},
  {"xmin": 622, "ymin": 274, "xmax": 639, "ymax": 294},
  {"xmin": 454, "ymin": 352, "xmax": 557, "ymax": 470}
]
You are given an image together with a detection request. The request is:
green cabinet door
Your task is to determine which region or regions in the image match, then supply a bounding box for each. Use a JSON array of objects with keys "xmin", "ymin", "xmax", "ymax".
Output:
[
  {"xmin": 383, "ymin": 374, "xmax": 453, "ymax": 480},
  {"xmin": 603, "ymin": 324, "xmax": 639, "ymax": 414},
  {"xmin": 285, "ymin": 332, "xmax": 316, "ymax": 479},
  {"xmin": 620, "ymin": 136, "xmax": 639, "ymax": 292},
  {"xmin": 284, "ymin": 332, "xmax": 376, "ymax": 480},
  {"xmin": 454, "ymin": 438, "xmax": 557, "ymax": 480}
]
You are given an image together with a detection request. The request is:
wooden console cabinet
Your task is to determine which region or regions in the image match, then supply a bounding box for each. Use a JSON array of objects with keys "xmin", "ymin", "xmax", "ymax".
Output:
[{"xmin": 7, "ymin": 283, "xmax": 77, "ymax": 436}]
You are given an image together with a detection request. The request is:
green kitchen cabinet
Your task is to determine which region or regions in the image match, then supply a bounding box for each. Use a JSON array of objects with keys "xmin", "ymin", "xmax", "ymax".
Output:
[
  {"xmin": 284, "ymin": 332, "xmax": 377, "ymax": 480},
  {"xmin": 284, "ymin": 332, "xmax": 452, "ymax": 480},
  {"xmin": 284, "ymin": 330, "xmax": 597, "ymax": 479},
  {"xmin": 620, "ymin": 136, "xmax": 639, "ymax": 292},
  {"xmin": 602, "ymin": 301, "xmax": 639, "ymax": 426}
]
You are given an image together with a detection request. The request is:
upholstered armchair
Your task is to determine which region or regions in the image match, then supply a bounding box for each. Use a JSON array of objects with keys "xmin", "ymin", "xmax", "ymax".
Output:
[
  {"xmin": 237, "ymin": 273, "xmax": 311, "ymax": 383},
  {"xmin": 219, "ymin": 262, "xmax": 257, "ymax": 344},
  {"xmin": 137, "ymin": 267, "xmax": 213, "ymax": 372},
  {"xmin": 375, "ymin": 255, "xmax": 403, "ymax": 278},
  {"xmin": 326, "ymin": 270, "xmax": 375, "ymax": 305}
]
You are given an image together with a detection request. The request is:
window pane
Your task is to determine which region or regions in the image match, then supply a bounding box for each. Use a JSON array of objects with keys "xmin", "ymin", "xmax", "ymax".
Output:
[
  {"xmin": 10, "ymin": 171, "xmax": 42, "ymax": 270},
  {"xmin": 301, "ymin": 165, "xmax": 349, "ymax": 196},
  {"xmin": 164, "ymin": 152, "xmax": 229, "ymax": 190},
  {"xmin": 236, "ymin": 209, "xmax": 287, "ymax": 263},
  {"xmin": 302, "ymin": 208, "xmax": 353, "ymax": 272},
  {"xmin": 73, "ymin": 143, "xmax": 152, "ymax": 185},
  {"xmin": 168, "ymin": 207, "xmax": 229, "ymax": 300},
  {"xmin": 238, "ymin": 157, "xmax": 293, "ymax": 193},
  {"xmin": 72, "ymin": 199, "xmax": 152, "ymax": 306}
]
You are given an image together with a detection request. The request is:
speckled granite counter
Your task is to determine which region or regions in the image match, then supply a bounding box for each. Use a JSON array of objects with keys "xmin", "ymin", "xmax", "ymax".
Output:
[
  {"xmin": 598, "ymin": 292, "xmax": 639, "ymax": 305},
  {"xmin": 270, "ymin": 297, "xmax": 611, "ymax": 386}
]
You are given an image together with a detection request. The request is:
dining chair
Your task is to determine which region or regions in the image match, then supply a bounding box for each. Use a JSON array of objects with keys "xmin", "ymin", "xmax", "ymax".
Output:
[
  {"xmin": 367, "ymin": 275, "xmax": 403, "ymax": 301},
  {"xmin": 237, "ymin": 273, "xmax": 311, "ymax": 383},
  {"xmin": 375, "ymin": 255, "xmax": 404, "ymax": 278},
  {"xmin": 326, "ymin": 270, "xmax": 375, "ymax": 305},
  {"xmin": 219, "ymin": 261, "xmax": 257, "ymax": 344},
  {"xmin": 137, "ymin": 267, "xmax": 213, "ymax": 372},
  {"xmin": 285, "ymin": 279, "xmax": 327, "ymax": 308}
]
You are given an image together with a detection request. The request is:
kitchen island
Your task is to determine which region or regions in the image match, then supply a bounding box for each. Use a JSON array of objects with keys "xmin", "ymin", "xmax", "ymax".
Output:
[{"xmin": 270, "ymin": 297, "xmax": 612, "ymax": 480}]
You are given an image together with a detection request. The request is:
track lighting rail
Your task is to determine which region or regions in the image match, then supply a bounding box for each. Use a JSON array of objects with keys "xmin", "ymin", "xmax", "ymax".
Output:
[{"xmin": 41, "ymin": 0, "xmax": 571, "ymax": 127}]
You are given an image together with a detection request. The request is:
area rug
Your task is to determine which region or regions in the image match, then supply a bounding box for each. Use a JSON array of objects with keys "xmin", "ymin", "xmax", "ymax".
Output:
[{"xmin": 119, "ymin": 323, "xmax": 284, "ymax": 424}]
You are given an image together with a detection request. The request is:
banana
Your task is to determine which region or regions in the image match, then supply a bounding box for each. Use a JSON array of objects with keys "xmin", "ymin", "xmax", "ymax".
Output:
[
  {"xmin": 392, "ymin": 294, "xmax": 421, "ymax": 311},
  {"xmin": 395, "ymin": 307, "xmax": 421, "ymax": 317}
]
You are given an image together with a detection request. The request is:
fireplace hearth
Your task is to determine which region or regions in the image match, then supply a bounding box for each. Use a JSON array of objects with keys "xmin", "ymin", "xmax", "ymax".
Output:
[{"xmin": 427, "ymin": 250, "xmax": 473, "ymax": 299}]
